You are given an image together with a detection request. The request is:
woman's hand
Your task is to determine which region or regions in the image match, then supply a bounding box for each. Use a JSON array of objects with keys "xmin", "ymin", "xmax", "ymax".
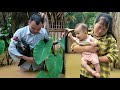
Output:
[
  {"xmin": 85, "ymin": 45, "xmax": 98, "ymax": 53},
  {"xmin": 72, "ymin": 44, "xmax": 98, "ymax": 53},
  {"xmin": 98, "ymin": 56, "xmax": 109, "ymax": 63}
]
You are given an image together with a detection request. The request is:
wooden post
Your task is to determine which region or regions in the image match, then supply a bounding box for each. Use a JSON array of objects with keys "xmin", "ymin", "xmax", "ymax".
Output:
[{"xmin": 111, "ymin": 12, "xmax": 120, "ymax": 69}]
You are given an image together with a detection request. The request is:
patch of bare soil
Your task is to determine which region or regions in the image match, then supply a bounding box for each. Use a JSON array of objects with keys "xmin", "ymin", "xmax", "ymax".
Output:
[
  {"xmin": 1, "ymin": 52, "xmax": 119, "ymax": 78},
  {"xmin": 0, "ymin": 53, "xmax": 64, "ymax": 78},
  {"xmin": 0, "ymin": 52, "xmax": 36, "ymax": 78},
  {"xmin": 110, "ymin": 69, "xmax": 120, "ymax": 78},
  {"xmin": 0, "ymin": 51, "xmax": 65, "ymax": 78},
  {"xmin": 0, "ymin": 61, "xmax": 38, "ymax": 78},
  {"xmin": 0, "ymin": 61, "xmax": 64, "ymax": 78},
  {"xmin": 0, "ymin": 61, "xmax": 119, "ymax": 78}
]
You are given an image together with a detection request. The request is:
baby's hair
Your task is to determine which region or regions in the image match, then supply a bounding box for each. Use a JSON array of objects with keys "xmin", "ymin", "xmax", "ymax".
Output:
[{"xmin": 75, "ymin": 23, "xmax": 88, "ymax": 32}]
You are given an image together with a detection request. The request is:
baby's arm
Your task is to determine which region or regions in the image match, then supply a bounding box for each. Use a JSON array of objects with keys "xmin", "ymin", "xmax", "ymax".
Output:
[
  {"xmin": 68, "ymin": 32, "xmax": 80, "ymax": 44},
  {"xmin": 79, "ymin": 41, "xmax": 91, "ymax": 46},
  {"xmin": 78, "ymin": 36, "xmax": 97, "ymax": 46},
  {"xmin": 68, "ymin": 32, "xmax": 75, "ymax": 41}
]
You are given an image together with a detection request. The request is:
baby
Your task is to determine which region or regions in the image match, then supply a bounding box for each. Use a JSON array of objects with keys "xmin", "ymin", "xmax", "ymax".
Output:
[{"xmin": 68, "ymin": 23, "xmax": 100, "ymax": 78}]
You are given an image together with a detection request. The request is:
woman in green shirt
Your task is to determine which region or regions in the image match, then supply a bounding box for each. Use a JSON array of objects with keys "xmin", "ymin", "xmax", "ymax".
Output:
[{"xmin": 71, "ymin": 13, "xmax": 118, "ymax": 78}]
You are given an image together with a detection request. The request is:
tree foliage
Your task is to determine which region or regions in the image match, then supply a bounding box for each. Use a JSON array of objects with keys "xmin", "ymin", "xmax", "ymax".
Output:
[
  {"xmin": 0, "ymin": 40, "xmax": 5, "ymax": 55},
  {"xmin": 64, "ymin": 12, "xmax": 101, "ymax": 29}
]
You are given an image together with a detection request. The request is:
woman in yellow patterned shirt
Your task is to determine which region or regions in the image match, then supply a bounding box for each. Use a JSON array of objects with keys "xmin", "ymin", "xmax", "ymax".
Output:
[{"xmin": 71, "ymin": 13, "xmax": 118, "ymax": 78}]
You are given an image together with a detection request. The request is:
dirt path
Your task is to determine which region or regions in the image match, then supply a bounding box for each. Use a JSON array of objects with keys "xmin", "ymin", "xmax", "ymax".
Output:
[
  {"xmin": 0, "ymin": 59, "xmax": 119, "ymax": 78},
  {"xmin": 110, "ymin": 69, "xmax": 120, "ymax": 78},
  {"xmin": 0, "ymin": 60, "xmax": 64, "ymax": 78},
  {"xmin": 0, "ymin": 62, "xmax": 38, "ymax": 78},
  {"xmin": 0, "ymin": 62, "xmax": 120, "ymax": 78}
]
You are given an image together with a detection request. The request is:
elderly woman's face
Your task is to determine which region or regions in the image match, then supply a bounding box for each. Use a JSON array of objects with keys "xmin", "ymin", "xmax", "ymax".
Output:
[{"xmin": 93, "ymin": 19, "xmax": 108, "ymax": 37}]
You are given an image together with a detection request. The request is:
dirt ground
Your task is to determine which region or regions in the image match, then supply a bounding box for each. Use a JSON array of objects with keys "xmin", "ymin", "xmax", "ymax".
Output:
[
  {"xmin": 0, "ymin": 61, "xmax": 119, "ymax": 78},
  {"xmin": 110, "ymin": 69, "xmax": 120, "ymax": 78},
  {"xmin": 0, "ymin": 61, "xmax": 38, "ymax": 78},
  {"xmin": 0, "ymin": 53, "xmax": 120, "ymax": 78},
  {"xmin": 0, "ymin": 58, "xmax": 64, "ymax": 78},
  {"xmin": 0, "ymin": 52, "xmax": 37, "ymax": 78}
]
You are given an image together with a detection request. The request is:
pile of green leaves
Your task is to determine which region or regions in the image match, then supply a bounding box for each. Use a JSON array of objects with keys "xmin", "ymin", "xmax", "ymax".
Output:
[{"xmin": 64, "ymin": 12, "xmax": 100, "ymax": 29}]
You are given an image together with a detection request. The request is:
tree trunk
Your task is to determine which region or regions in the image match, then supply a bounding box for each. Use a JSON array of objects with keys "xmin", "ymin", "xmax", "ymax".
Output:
[
  {"xmin": 11, "ymin": 12, "xmax": 31, "ymax": 33},
  {"xmin": 111, "ymin": 12, "xmax": 120, "ymax": 69}
]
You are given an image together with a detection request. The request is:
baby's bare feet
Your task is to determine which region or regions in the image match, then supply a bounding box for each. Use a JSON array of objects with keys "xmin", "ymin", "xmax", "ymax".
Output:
[{"xmin": 92, "ymin": 71, "xmax": 100, "ymax": 78}]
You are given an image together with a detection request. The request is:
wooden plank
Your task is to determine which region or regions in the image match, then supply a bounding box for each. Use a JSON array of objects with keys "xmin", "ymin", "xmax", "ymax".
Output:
[{"xmin": 48, "ymin": 30, "xmax": 64, "ymax": 32}]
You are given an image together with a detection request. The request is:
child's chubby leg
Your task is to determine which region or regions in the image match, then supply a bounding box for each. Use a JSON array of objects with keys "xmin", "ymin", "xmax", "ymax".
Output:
[
  {"xmin": 93, "ymin": 63, "xmax": 100, "ymax": 78},
  {"xmin": 81, "ymin": 57, "xmax": 96, "ymax": 76},
  {"xmin": 90, "ymin": 53, "xmax": 100, "ymax": 78},
  {"xmin": 92, "ymin": 71, "xmax": 100, "ymax": 78},
  {"xmin": 92, "ymin": 63, "xmax": 100, "ymax": 78},
  {"xmin": 94, "ymin": 63, "xmax": 100, "ymax": 73}
]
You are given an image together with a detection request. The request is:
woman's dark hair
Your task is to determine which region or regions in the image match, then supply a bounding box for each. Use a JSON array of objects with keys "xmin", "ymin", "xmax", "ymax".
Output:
[
  {"xmin": 95, "ymin": 13, "xmax": 116, "ymax": 40},
  {"xmin": 30, "ymin": 13, "xmax": 44, "ymax": 25},
  {"xmin": 95, "ymin": 13, "xmax": 113, "ymax": 35}
]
